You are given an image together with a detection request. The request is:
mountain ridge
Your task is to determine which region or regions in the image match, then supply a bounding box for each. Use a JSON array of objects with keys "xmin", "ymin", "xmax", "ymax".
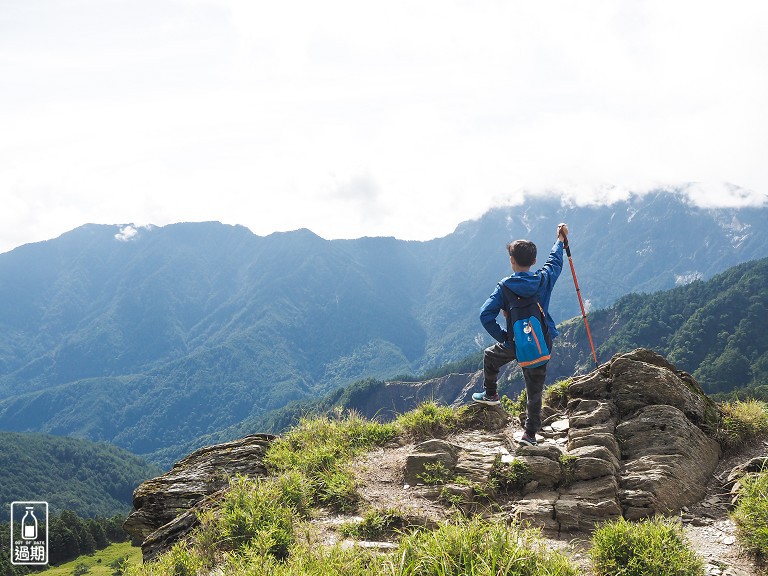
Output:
[{"xmin": 0, "ymin": 190, "xmax": 766, "ymax": 461}]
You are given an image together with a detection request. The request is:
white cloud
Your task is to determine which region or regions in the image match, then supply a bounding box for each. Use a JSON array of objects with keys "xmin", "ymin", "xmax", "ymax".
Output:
[
  {"xmin": 114, "ymin": 225, "xmax": 139, "ymax": 242},
  {"xmin": 1, "ymin": 0, "xmax": 767, "ymax": 253}
]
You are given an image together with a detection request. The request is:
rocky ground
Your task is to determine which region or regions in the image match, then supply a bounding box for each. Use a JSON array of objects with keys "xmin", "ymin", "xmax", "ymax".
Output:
[{"xmin": 340, "ymin": 424, "xmax": 768, "ymax": 576}]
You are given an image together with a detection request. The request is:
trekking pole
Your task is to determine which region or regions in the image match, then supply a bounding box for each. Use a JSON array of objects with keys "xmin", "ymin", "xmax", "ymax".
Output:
[{"xmin": 561, "ymin": 232, "xmax": 599, "ymax": 368}]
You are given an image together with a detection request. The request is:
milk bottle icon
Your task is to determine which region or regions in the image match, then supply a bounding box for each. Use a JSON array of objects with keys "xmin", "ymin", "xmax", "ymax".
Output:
[{"xmin": 21, "ymin": 507, "xmax": 38, "ymax": 540}]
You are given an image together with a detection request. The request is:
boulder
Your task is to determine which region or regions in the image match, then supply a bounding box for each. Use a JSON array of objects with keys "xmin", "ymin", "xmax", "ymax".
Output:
[
  {"xmin": 459, "ymin": 403, "xmax": 512, "ymax": 431},
  {"xmin": 123, "ymin": 433, "xmax": 275, "ymax": 561},
  {"xmin": 404, "ymin": 439, "xmax": 462, "ymax": 485},
  {"xmin": 611, "ymin": 356, "xmax": 711, "ymax": 422},
  {"xmin": 567, "ymin": 432, "xmax": 621, "ymax": 460},
  {"xmin": 514, "ymin": 455, "xmax": 562, "ymax": 488},
  {"xmin": 567, "ymin": 399, "xmax": 618, "ymax": 429},
  {"xmin": 512, "ymin": 348, "xmax": 722, "ymax": 533},
  {"xmin": 514, "ymin": 491, "xmax": 560, "ymax": 531}
]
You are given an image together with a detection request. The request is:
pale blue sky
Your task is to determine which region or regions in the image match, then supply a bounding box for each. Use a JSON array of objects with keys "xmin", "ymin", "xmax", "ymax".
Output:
[{"xmin": 1, "ymin": 1, "xmax": 767, "ymax": 253}]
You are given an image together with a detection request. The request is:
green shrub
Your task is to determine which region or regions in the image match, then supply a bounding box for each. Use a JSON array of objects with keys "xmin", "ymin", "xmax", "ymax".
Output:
[
  {"xmin": 416, "ymin": 461, "xmax": 455, "ymax": 486},
  {"xmin": 386, "ymin": 516, "xmax": 578, "ymax": 576},
  {"xmin": 501, "ymin": 389, "xmax": 526, "ymax": 417},
  {"xmin": 544, "ymin": 379, "xmax": 571, "ymax": 409},
  {"xmin": 718, "ymin": 399, "xmax": 768, "ymax": 448},
  {"xmin": 589, "ymin": 517, "xmax": 705, "ymax": 576},
  {"xmin": 489, "ymin": 456, "xmax": 531, "ymax": 493},
  {"xmin": 731, "ymin": 469, "xmax": 768, "ymax": 557},
  {"xmin": 393, "ymin": 401, "xmax": 461, "ymax": 440},
  {"xmin": 340, "ymin": 507, "xmax": 411, "ymax": 540}
]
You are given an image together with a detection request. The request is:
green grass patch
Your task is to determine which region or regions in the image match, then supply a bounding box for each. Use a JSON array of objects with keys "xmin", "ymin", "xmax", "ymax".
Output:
[
  {"xmin": 264, "ymin": 410, "xmax": 397, "ymax": 511},
  {"xmin": 544, "ymin": 378, "xmax": 571, "ymax": 409},
  {"xmin": 501, "ymin": 389, "xmax": 526, "ymax": 417},
  {"xmin": 216, "ymin": 539, "xmax": 383, "ymax": 576},
  {"xmin": 339, "ymin": 507, "xmax": 412, "ymax": 540},
  {"xmin": 38, "ymin": 541, "xmax": 140, "ymax": 576},
  {"xmin": 489, "ymin": 456, "xmax": 532, "ymax": 493},
  {"xmin": 731, "ymin": 469, "xmax": 768, "ymax": 558},
  {"xmin": 198, "ymin": 476, "xmax": 296, "ymax": 561},
  {"xmin": 589, "ymin": 517, "xmax": 705, "ymax": 576},
  {"xmin": 390, "ymin": 516, "xmax": 578, "ymax": 576},
  {"xmin": 393, "ymin": 401, "xmax": 463, "ymax": 441},
  {"xmin": 718, "ymin": 399, "xmax": 768, "ymax": 449},
  {"xmin": 124, "ymin": 540, "xmax": 204, "ymax": 576}
]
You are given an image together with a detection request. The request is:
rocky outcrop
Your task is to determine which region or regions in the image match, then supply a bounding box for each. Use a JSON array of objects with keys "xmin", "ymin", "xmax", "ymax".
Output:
[
  {"xmin": 123, "ymin": 433, "xmax": 275, "ymax": 561},
  {"xmin": 403, "ymin": 349, "xmax": 722, "ymax": 534},
  {"xmin": 127, "ymin": 348, "xmax": 726, "ymax": 561}
]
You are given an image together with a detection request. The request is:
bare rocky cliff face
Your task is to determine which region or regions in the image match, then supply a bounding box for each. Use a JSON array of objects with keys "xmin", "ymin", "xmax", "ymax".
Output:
[
  {"xmin": 338, "ymin": 365, "xmax": 522, "ymax": 421},
  {"xmin": 124, "ymin": 349, "xmax": 735, "ymax": 563},
  {"xmin": 344, "ymin": 372, "xmax": 484, "ymax": 420}
]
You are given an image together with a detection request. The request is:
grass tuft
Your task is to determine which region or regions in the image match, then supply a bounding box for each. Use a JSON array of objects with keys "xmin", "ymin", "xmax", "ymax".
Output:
[
  {"xmin": 393, "ymin": 401, "xmax": 462, "ymax": 441},
  {"xmin": 558, "ymin": 453, "xmax": 578, "ymax": 487},
  {"xmin": 717, "ymin": 399, "xmax": 768, "ymax": 449},
  {"xmin": 339, "ymin": 507, "xmax": 412, "ymax": 540},
  {"xmin": 388, "ymin": 516, "xmax": 578, "ymax": 576},
  {"xmin": 589, "ymin": 517, "xmax": 705, "ymax": 576},
  {"xmin": 544, "ymin": 379, "xmax": 571, "ymax": 409},
  {"xmin": 731, "ymin": 469, "xmax": 768, "ymax": 558},
  {"xmin": 264, "ymin": 410, "xmax": 397, "ymax": 511},
  {"xmin": 489, "ymin": 456, "xmax": 532, "ymax": 493}
]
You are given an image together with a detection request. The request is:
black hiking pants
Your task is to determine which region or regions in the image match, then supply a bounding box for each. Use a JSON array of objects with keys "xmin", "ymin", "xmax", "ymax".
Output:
[{"xmin": 482, "ymin": 342, "xmax": 548, "ymax": 436}]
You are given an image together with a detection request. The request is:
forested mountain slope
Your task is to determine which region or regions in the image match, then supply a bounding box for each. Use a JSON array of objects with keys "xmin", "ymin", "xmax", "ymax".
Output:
[
  {"xmin": 548, "ymin": 256, "xmax": 768, "ymax": 393},
  {"xmin": 0, "ymin": 191, "xmax": 765, "ymax": 460},
  {"xmin": 0, "ymin": 432, "xmax": 161, "ymax": 520}
]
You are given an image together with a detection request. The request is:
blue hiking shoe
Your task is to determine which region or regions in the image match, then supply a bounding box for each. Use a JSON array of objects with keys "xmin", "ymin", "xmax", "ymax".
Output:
[
  {"xmin": 472, "ymin": 391, "xmax": 500, "ymax": 405},
  {"xmin": 518, "ymin": 432, "xmax": 538, "ymax": 447}
]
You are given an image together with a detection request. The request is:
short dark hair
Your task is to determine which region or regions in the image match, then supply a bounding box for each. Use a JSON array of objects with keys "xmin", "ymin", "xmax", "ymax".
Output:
[{"xmin": 507, "ymin": 240, "xmax": 537, "ymax": 267}]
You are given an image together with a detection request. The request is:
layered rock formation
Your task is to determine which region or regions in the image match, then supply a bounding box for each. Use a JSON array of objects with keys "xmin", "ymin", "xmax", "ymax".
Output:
[
  {"xmin": 125, "ymin": 348, "xmax": 726, "ymax": 561},
  {"xmin": 404, "ymin": 349, "xmax": 722, "ymax": 533}
]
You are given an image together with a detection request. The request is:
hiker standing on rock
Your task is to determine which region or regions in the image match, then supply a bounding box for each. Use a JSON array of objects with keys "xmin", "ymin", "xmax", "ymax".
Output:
[{"xmin": 473, "ymin": 223, "xmax": 568, "ymax": 447}]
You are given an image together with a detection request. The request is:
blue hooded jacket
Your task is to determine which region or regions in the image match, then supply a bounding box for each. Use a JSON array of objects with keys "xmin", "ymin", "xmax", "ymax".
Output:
[{"xmin": 480, "ymin": 240, "xmax": 564, "ymax": 347}]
